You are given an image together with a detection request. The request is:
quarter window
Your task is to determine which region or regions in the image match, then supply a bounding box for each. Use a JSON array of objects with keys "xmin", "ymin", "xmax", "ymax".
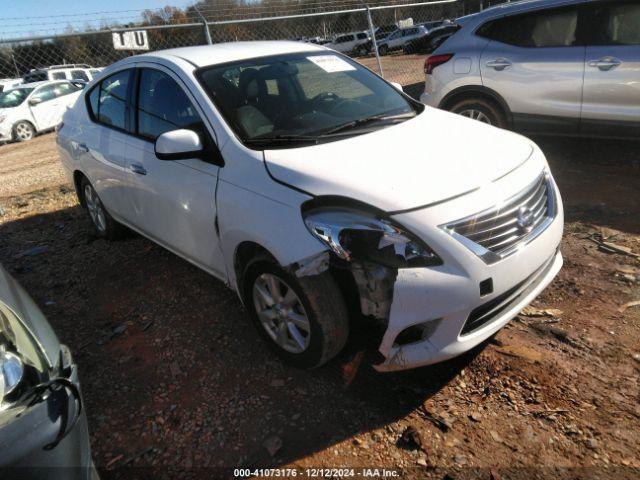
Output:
[
  {"xmin": 87, "ymin": 69, "xmax": 131, "ymax": 130},
  {"xmin": 477, "ymin": 7, "xmax": 580, "ymax": 47},
  {"xmin": 136, "ymin": 69, "xmax": 202, "ymax": 141}
]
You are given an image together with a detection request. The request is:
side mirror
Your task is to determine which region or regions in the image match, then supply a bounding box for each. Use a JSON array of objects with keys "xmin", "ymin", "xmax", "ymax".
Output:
[
  {"xmin": 390, "ymin": 82, "xmax": 404, "ymax": 92},
  {"xmin": 155, "ymin": 129, "xmax": 204, "ymax": 161},
  {"xmin": 28, "ymin": 98, "xmax": 42, "ymax": 106}
]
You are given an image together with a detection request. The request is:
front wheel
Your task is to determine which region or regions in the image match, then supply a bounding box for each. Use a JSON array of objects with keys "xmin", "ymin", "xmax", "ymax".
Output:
[
  {"xmin": 449, "ymin": 97, "xmax": 506, "ymax": 128},
  {"xmin": 378, "ymin": 44, "xmax": 389, "ymax": 56},
  {"xmin": 13, "ymin": 121, "xmax": 35, "ymax": 142},
  {"xmin": 242, "ymin": 255, "xmax": 349, "ymax": 369}
]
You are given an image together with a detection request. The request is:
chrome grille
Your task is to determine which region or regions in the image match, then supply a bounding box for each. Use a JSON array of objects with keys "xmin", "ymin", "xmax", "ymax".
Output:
[{"xmin": 443, "ymin": 173, "xmax": 555, "ymax": 264}]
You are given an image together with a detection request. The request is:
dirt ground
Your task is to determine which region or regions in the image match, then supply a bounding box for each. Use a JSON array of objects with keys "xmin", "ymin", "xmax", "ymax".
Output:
[{"xmin": 0, "ymin": 132, "xmax": 639, "ymax": 480}]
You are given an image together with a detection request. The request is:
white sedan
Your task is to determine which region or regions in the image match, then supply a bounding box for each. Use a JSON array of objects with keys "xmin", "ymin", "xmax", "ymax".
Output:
[
  {"xmin": 57, "ymin": 41, "xmax": 563, "ymax": 372},
  {"xmin": 0, "ymin": 80, "xmax": 84, "ymax": 142}
]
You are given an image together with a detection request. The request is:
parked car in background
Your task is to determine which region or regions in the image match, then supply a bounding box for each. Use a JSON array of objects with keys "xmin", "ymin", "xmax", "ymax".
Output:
[
  {"xmin": 23, "ymin": 64, "xmax": 102, "ymax": 84},
  {"xmin": 58, "ymin": 41, "xmax": 563, "ymax": 372},
  {"xmin": 0, "ymin": 78, "xmax": 23, "ymax": 93},
  {"xmin": 420, "ymin": 0, "xmax": 640, "ymax": 138},
  {"xmin": 377, "ymin": 25, "xmax": 428, "ymax": 55},
  {"xmin": 0, "ymin": 264, "xmax": 96, "ymax": 479},
  {"xmin": 404, "ymin": 23, "xmax": 462, "ymax": 54},
  {"xmin": 0, "ymin": 80, "xmax": 84, "ymax": 142},
  {"xmin": 325, "ymin": 32, "xmax": 370, "ymax": 55}
]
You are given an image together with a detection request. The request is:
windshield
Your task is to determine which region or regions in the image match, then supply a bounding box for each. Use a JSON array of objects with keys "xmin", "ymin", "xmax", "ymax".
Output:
[
  {"xmin": 0, "ymin": 88, "xmax": 34, "ymax": 108},
  {"xmin": 197, "ymin": 52, "xmax": 421, "ymax": 149}
]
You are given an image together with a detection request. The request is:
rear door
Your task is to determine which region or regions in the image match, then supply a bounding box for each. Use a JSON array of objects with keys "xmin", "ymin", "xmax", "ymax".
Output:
[
  {"xmin": 82, "ymin": 69, "xmax": 134, "ymax": 218},
  {"xmin": 28, "ymin": 84, "xmax": 61, "ymax": 130},
  {"xmin": 581, "ymin": 0, "xmax": 640, "ymax": 137},
  {"xmin": 478, "ymin": 4, "xmax": 586, "ymax": 134},
  {"xmin": 125, "ymin": 66, "xmax": 226, "ymax": 276}
]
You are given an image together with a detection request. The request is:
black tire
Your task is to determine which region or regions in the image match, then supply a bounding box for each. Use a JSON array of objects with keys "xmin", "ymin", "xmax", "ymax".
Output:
[
  {"xmin": 449, "ymin": 97, "xmax": 507, "ymax": 128},
  {"xmin": 13, "ymin": 121, "xmax": 35, "ymax": 142},
  {"xmin": 80, "ymin": 177, "xmax": 126, "ymax": 240},
  {"xmin": 378, "ymin": 44, "xmax": 389, "ymax": 56},
  {"xmin": 242, "ymin": 254, "xmax": 349, "ymax": 369}
]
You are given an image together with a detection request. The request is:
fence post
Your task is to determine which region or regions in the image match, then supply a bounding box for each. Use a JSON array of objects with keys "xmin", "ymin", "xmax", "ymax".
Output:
[
  {"xmin": 194, "ymin": 4, "xmax": 213, "ymax": 45},
  {"xmin": 365, "ymin": 5, "xmax": 384, "ymax": 78}
]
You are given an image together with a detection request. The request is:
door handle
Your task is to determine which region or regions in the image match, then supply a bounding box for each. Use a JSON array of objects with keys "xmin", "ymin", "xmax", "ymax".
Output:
[
  {"xmin": 588, "ymin": 57, "xmax": 622, "ymax": 71},
  {"xmin": 486, "ymin": 58, "xmax": 512, "ymax": 71},
  {"xmin": 129, "ymin": 163, "xmax": 147, "ymax": 176},
  {"xmin": 77, "ymin": 143, "xmax": 89, "ymax": 153}
]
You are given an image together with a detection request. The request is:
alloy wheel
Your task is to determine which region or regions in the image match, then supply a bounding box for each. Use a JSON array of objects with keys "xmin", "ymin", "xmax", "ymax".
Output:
[
  {"xmin": 84, "ymin": 184, "xmax": 107, "ymax": 233},
  {"xmin": 252, "ymin": 273, "xmax": 311, "ymax": 354},
  {"xmin": 15, "ymin": 123, "xmax": 33, "ymax": 141},
  {"xmin": 459, "ymin": 109, "xmax": 492, "ymax": 124}
]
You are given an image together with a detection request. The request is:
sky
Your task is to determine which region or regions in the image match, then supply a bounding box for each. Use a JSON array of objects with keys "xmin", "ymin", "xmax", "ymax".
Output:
[{"xmin": 0, "ymin": 0, "xmax": 195, "ymax": 39}]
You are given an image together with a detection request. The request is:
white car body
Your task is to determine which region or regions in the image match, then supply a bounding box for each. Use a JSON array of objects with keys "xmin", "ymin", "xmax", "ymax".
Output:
[
  {"xmin": 0, "ymin": 80, "xmax": 83, "ymax": 142},
  {"xmin": 325, "ymin": 32, "xmax": 370, "ymax": 54},
  {"xmin": 57, "ymin": 42, "xmax": 563, "ymax": 372}
]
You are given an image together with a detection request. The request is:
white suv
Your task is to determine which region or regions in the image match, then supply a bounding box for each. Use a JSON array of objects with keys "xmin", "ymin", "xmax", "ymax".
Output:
[
  {"xmin": 325, "ymin": 32, "xmax": 370, "ymax": 56},
  {"xmin": 420, "ymin": 0, "xmax": 640, "ymax": 138},
  {"xmin": 57, "ymin": 42, "xmax": 563, "ymax": 372},
  {"xmin": 23, "ymin": 65, "xmax": 103, "ymax": 84}
]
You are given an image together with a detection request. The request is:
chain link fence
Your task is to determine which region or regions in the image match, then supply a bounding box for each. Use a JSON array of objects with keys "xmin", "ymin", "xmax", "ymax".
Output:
[{"xmin": 0, "ymin": 0, "xmax": 507, "ymax": 91}]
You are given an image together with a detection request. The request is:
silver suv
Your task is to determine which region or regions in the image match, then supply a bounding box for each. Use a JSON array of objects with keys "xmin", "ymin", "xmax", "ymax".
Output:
[{"xmin": 420, "ymin": 0, "xmax": 640, "ymax": 138}]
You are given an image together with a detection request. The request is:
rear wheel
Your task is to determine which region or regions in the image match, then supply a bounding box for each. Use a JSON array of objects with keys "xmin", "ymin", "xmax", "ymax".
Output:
[
  {"xmin": 80, "ymin": 177, "xmax": 125, "ymax": 239},
  {"xmin": 449, "ymin": 97, "xmax": 506, "ymax": 128},
  {"xmin": 242, "ymin": 254, "xmax": 349, "ymax": 369},
  {"xmin": 13, "ymin": 121, "xmax": 34, "ymax": 142},
  {"xmin": 378, "ymin": 44, "xmax": 389, "ymax": 56}
]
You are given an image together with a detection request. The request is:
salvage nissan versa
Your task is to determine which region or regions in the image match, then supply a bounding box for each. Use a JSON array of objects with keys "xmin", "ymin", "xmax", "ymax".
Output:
[{"xmin": 56, "ymin": 41, "xmax": 563, "ymax": 372}]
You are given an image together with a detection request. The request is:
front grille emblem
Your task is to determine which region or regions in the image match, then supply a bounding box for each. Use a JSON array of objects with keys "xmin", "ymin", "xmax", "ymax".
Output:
[{"xmin": 516, "ymin": 206, "xmax": 535, "ymax": 232}]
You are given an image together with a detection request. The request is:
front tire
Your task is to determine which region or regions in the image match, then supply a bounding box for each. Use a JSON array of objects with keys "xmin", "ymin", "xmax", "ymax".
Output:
[
  {"xmin": 449, "ymin": 97, "xmax": 506, "ymax": 128},
  {"xmin": 242, "ymin": 255, "xmax": 349, "ymax": 369},
  {"xmin": 13, "ymin": 121, "xmax": 35, "ymax": 142},
  {"xmin": 378, "ymin": 44, "xmax": 389, "ymax": 56},
  {"xmin": 80, "ymin": 177, "xmax": 125, "ymax": 240}
]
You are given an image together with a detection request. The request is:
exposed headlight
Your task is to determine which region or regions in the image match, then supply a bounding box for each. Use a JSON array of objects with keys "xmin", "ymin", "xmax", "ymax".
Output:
[
  {"xmin": 303, "ymin": 208, "xmax": 442, "ymax": 268},
  {"xmin": 0, "ymin": 310, "xmax": 24, "ymax": 402}
]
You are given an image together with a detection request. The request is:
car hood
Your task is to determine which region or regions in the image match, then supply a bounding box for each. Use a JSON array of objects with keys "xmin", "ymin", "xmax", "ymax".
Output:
[
  {"xmin": 0, "ymin": 265, "xmax": 60, "ymax": 368},
  {"xmin": 263, "ymin": 107, "xmax": 534, "ymax": 212}
]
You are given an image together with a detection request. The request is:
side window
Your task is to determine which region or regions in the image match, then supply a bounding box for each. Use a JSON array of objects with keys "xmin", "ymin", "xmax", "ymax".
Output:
[
  {"xmin": 54, "ymin": 82, "xmax": 81, "ymax": 97},
  {"xmin": 136, "ymin": 69, "xmax": 202, "ymax": 141},
  {"xmin": 51, "ymin": 71, "xmax": 67, "ymax": 80},
  {"xmin": 477, "ymin": 7, "xmax": 579, "ymax": 47},
  {"xmin": 389, "ymin": 31, "xmax": 401, "ymax": 40},
  {"xmin": 357, "ymin": 33, "xmax": 367, "ymax": 40},
  {"xmin": 31, "ymin": 85, "xmax": 58, "ymax": 103},
  {"xmin": 589, "ymin": 1, "xmax": 640, "ymax": 46},
  {"xmin": 87, "ymin": 69, "xmax": 131, "ymax": 130},
  {"xmin": 71, "ymin": 70, "xmax": 90, "ymax": 81}
]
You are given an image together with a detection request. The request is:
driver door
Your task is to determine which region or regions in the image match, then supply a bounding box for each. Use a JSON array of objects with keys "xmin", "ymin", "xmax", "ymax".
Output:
[
  {"xmin": 125, "ymin": 66, "xmax": 226, "ymax": 278},
  {"xmin": 28, "ymin": 84, "xmax": 61, "ymax": 130}
]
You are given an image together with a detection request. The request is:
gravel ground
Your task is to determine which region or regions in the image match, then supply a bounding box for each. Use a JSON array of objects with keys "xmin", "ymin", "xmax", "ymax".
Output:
[{"xmin": 0, "ymin": 132, "xmax": 639, "ymax": 480}]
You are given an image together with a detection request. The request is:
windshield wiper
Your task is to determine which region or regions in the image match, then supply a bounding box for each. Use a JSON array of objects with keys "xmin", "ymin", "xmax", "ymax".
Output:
[
  {"xmin": 315, "ymin": 112, "xmax": 416, "ymax": 137},
  {"xmin": 244, "ymin": 134, "xmax": 320, "ymax": 146}
]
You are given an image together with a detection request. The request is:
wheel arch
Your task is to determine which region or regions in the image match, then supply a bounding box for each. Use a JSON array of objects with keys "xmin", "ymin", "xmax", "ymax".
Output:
[
  {"xmin": 233, "ymin": 241, "xmax": 277, "ymax": 293},
  {"xmin": 439, "ymin": 86, "xmax": 513, "ymax": 126},
  {"xmin": 73, "ymin": 170, "xmax": 88, "ymax": 207},
  {"xmin": 12, "ymin": 119, "xmax": 37, "ymax": 138}
]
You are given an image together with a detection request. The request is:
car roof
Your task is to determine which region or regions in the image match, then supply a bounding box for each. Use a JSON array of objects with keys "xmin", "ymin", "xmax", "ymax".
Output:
[
  {"xmin": 471, "ymin": 0, "xmax": 586, "ymax": 20},
  {"xmin": 11, "ymin": 80, "xmax": 67, "ymax": 90},
  {"xmin": 128, "ymin": 41, "xmax": 327, "ymax": 68}
]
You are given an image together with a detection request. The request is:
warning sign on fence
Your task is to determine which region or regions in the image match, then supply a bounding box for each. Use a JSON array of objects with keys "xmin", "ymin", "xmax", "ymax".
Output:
[{"xmin": 112, "ymin": 31, "xmax": 149, "ymax": 50}]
